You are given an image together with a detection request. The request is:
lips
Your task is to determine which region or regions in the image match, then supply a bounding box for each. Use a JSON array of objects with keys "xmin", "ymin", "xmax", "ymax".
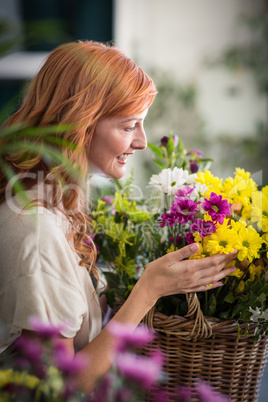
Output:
[{"xmin": 116, "ymin": 152, "xmax": 135, "ymax": 163}]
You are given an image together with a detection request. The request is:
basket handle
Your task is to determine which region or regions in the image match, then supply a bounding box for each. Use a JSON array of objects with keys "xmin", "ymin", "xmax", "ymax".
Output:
[
  {"xmin": 143, "ymin": 292, "xmax": 212, "ymax": 340},
  {"xmin": 184, "ymin": 292, "xmax": 212, "ymax": 339}
]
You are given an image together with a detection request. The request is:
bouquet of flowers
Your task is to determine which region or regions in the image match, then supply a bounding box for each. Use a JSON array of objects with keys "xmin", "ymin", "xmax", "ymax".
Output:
[{"xmin": 91, "ymin": 134, "xmax": 268, "ymax": 341}]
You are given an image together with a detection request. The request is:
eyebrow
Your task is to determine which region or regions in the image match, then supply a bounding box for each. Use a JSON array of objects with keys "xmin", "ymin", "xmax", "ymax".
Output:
[{"xmin": 120, "ymin": 116, "xmax": 143, "ymax": 123}]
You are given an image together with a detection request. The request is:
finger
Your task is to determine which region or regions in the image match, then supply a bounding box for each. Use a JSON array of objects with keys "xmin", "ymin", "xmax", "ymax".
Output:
[
  {"xmin": 190, "ymin": 250, "xmax": 238, "ymax": 270},
  {"xmin": 190, "ymin": 282, "xmax": 224, "ymax": 293},
  {"xmin": 168, "ymin": 243, "xmax": 199, "ymax": 264},
  {"xmin": 199, "ymin": 265, "xmax": 236, "ymax": 286}
]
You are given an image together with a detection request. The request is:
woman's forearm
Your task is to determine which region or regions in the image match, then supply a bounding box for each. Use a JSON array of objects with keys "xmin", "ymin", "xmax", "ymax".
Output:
[{"xmin": 76, "ymin": 276, "xmax": 155, "ymax": 394}]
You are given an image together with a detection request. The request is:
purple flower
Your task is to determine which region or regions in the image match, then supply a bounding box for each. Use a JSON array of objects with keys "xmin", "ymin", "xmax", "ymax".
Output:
[
  {"xmin": 190, "ymin": 219, "xmax": 216, "ymax": 238},
  {"xmin": 15, "ymin": 336, "xmax": 43, "ymax": 362},
  {"xmin": 159, "ymin": 198, "xmax": 199, "ymax": 227},
  {"xmin": 161, "ymin": 135, "xmax": 178, "ymax": 148},
  {"xmin": 15, "ymin": 336, "xmax": 46, "ymax": 378},
  {"xmin": 29, "ymin": 316, "xmax": 67, "ymax": 338},
  {"xmin": 202, "ymin": 192, "xmax": 232, "ymax": 224},
  {"xmin": 53, "ymin": 341, "xmax": 88, "ymax": 375},
  {"xmin": 189, "ymin": 160, "xmax": 199, "ymax": 173},
  {"xmin": 175, "ymin": 185, "xmax": 195, "ymax": 198},
  {"xmin": 115, "ymin": 350, "xmax": 163, "ymax": 389},
  {"xmin": 101, "ymin": 195, "xmax": 113, "ymax": 205},
  {"xmin": 108, "ymin": 322, "xmax": 155, "ymax": 352},
  {"xmin": 196, "ymin": 381, "xmax": 231, "ymax": 402},
  {"xmin": 185, "ymin": 232, "xmax": 195, "ymax": 244},
  {"xmin": 176, "ymin": 385, "xmax": 192, "ymax": 401},
  {"xmin": 169, "ymin": 235, "xmax": 183, "ymax": 245},
  {"xmin": 187, "ymin": 149, "xmax": 203, "ymax": 159}
]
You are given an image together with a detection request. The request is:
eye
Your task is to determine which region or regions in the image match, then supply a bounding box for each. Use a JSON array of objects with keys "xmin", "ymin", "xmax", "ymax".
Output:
[{"xmin": 124, "ymin": 122, "xmax": 138, "ymax": 132}]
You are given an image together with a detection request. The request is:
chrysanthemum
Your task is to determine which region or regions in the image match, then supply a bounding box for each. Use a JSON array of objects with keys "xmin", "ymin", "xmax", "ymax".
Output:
[
  {"xmin": 149, "ymin": 167, "xmax": 197, "ymax": 195},
  {"xmin": 206, "ymin": 226, "xmax": 239, "ymax": 255},
  {"xmin": 248, "ymin": 264, "xmax": 263, "ymax": 282},
  {"xmin": 251, "ymin": 186, "xmax": 268, "ymax": 232},
  {"xmin": 159, "ymin": 198, "xmax": 199, "ymax": 227},
  {"xmin": 195, "ymin": 170, "xmax": 222, "ymax": 198},
  {"xmin": 221, "ymin": 169, "xmax": 257, "ymax": 207},
  {"xmin": 190, "ymin": 219, "xmax": 216, "ymax": 238},
  {"xmin": 235, "ymin": 225, "xmax": 263, "ymax": 262},
  {"xmin": 202, "ymin": 192, "xmax": 232, "ymax": 224}
]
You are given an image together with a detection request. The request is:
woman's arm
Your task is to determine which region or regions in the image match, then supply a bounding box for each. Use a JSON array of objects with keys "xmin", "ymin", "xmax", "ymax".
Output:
[{"xmin": 75, "ymin": 243, "xmax": 237, "ymax": 394}]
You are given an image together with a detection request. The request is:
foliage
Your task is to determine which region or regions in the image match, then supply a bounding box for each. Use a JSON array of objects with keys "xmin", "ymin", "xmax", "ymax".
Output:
[{"xmin": 92, "ymin": 134, "xmax": 268, "ymax": 341}]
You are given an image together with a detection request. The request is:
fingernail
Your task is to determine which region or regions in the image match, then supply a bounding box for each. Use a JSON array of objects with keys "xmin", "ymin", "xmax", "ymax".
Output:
[
  {"xmin": 190, "ymin": 243, "xmax": 199, "ymax": 252},
  {"xmin": 217, "ymin": 282, "xmax": 224, "ymax": 287},
  {"xmin": 231, "ymin": 268, "xmax": 237, "ymax": 272}
]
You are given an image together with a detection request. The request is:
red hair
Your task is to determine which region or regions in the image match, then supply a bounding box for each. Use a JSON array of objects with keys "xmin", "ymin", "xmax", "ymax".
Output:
[{"xmin": 0, "ymin": 40, "xmax": 157, "ymax": 281}]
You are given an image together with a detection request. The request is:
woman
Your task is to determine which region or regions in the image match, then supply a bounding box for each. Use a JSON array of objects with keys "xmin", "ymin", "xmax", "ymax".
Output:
[{"xmin": 0, "ymin": 40, "xmax": 237, "ymax": 393}]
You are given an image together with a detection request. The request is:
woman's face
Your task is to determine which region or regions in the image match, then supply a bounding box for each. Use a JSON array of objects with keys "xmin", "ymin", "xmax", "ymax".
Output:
[{"xmin": 87, "ymin": 109, "xmax": 148, "ymax": 179}]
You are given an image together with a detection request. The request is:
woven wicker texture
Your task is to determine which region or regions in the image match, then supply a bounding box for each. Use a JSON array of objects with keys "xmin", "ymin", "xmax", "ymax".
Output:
[{"xmin": 142, "ymin": 293, "xmax": 268, "ymax": 402}]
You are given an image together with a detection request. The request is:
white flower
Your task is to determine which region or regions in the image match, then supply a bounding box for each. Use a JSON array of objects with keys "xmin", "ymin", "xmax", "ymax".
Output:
[
  {"xmin": 190, "ymin": 183, "xmax": 207, "ymax": 201},
  {"xmin": 148, "ymin": 168, "xmax": 197, "ymax": 196},
  {"xmin": 249, "ymin": 306, "xmax": 268, "ymax": 322}
]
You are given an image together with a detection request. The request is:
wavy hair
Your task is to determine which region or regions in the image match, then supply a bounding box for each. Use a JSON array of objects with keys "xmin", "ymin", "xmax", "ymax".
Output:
[{"xmin": 0, "ymin": 40, "xmax": 157, "ymax": 284}]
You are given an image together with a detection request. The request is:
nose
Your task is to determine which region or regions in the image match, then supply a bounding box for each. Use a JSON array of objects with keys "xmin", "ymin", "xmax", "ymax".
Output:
[{"xmin": 131, "ymin": 127, "xmax": 147, "ymax": 150}]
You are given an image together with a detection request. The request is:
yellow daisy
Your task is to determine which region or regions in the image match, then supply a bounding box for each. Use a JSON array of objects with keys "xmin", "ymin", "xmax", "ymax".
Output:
[
  {"xmin": 235, "ymin": 225, "xmax": 262, "ymax": 262},
  {"xmin": 235, "ymin": 280, "xmax": 245, "ymax": 294},
  {"xmin": 195, "ymin": 170, "xmax": 222, "ymax": 198},
  {"xmin": 248, "ymin": 264, "xmax": 263, "ymax": 282},
  {"xmin": 206, "ymin": 225, "xmax": 239, "ymax": 255}
]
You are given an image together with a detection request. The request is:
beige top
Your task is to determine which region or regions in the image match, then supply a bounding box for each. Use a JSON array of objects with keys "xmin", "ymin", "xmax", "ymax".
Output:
[{"xmin": 0, "ymin": 185, "xmax": 102, "ymax": 354}]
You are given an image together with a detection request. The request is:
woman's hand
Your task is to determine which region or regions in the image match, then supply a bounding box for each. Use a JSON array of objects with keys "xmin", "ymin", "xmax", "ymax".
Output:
[{"xmin": 141, "ymin": 243, "xmax": 237, "ymax": 304}]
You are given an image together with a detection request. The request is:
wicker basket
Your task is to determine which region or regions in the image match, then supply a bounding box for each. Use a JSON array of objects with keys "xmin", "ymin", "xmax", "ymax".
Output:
[{"xmin": 142, "ymin": 293, "xmax": 268, "ymax": 402}]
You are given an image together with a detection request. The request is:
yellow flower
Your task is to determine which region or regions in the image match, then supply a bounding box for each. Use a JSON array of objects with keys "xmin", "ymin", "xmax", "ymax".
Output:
[
  {"xmin": 221, "ymin": 170, "xmax": 256, "ymax": 207},
  {"xmin": 251, "ymin": 186, "xmax": 268, "ymax": 232},
  {"xmin": 228, "ymin": 268, "xmax": 244, "ymax": 278},
  {"xmin": 166, "ymin": 245, "xmax": 175, "ymax": 253},
  {"xmin": 195, "ymin": 170, "xmax": 222, "ymax": 198},
  {"xmin": 235, "ymin": 280, "xmax": 245, "ymax": 294},
  {"xmin": 206, "ymin": 225, "xmax": 239, "ymax": 255},
  {"xmin": 0, "ymin": 369, "xmax": 40, "ymax": 389},
  {"xmin": 230, "ymin": 219, "xmax": 245, "ymax": 232},
  {"xmin": 235, "ymin": 225, "xmax": 262, "ymax": 262},
  {"xmin": 189, "ymin": 242, "xmax": 207, "ymax": 260},
  {"xmin": 248, "ymin": 264, "xmax": 263, "ymax": 282},
  {"xmin": 241, "ymin": 204, "xmax": 252, "ymax": 221}
]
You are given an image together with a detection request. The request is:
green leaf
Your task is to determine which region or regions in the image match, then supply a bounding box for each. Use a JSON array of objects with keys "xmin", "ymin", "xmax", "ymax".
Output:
[
  {"xmin": 207, "ymin": 293, "xmax": 217, "ymax": 316},
  {"xmin": 103, "ymin": 272, "xmax": 121, "ymax": 288},
  {"xmin": 257, "ymin": 293, "xmax": 267, "ymax": 303},
  {"xmin": 166, "ymin": 135, "xmax": 175, "ymax": 155},
  {"xmin": 153, "ymin": 159, "xmax": 167, "ymax": 170},
  {"xmin": 147, "ymin": 143, "xmax": 165, "ymax": 160},
  {"xmin": 224, "ymin": 292, "xmax": 235, "ymax": 303}
]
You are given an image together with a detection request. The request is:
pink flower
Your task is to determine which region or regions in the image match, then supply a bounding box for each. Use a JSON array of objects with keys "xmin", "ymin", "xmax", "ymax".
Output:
[
  {"xmin": 190, "ymin": 219, "xmax": 216, "ymax": 237},
  {"xmin": 185, "ymin": 232, "xmax": 195, "ymax": 244},
  {"xmin": 53, "ymin": 341, "xmax": 88, "ymax": 375},
  {"xmin": 159, "ymin": 198, "xmax": 199, "ymax": 227},
  {"xmin": 29, "ymin": 316, "xmax": 67, "ymax": 338},
  {"xmin": 108, "ymin": 321, "xmax": 155, "ymax": 351},
  {"xmin": 202, "ymin": 192, "xmax": 232, "ymax": 224},
  {"xmin": 175, "ymin": 185, "xmax": 195, "ymax": 198},
  {"xmin": 196, "ymin": 381, "xmax": 231, "ymax": 402},
  {"xmin": 102, "ymin": 195, "xmax": 113, "ymax": 205},
  {"xmin": 187, "ymin": 149, "xmax": 203, "ymax": 159},
  {"xmin": 115, "ymin": 350, "xmax": 164, "ymax": 389}
]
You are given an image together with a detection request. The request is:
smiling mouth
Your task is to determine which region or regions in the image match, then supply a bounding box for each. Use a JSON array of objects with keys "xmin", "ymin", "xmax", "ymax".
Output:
[{"xmin": 116, "ymin": 153, "xmax": 133, "ymax": 162}]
